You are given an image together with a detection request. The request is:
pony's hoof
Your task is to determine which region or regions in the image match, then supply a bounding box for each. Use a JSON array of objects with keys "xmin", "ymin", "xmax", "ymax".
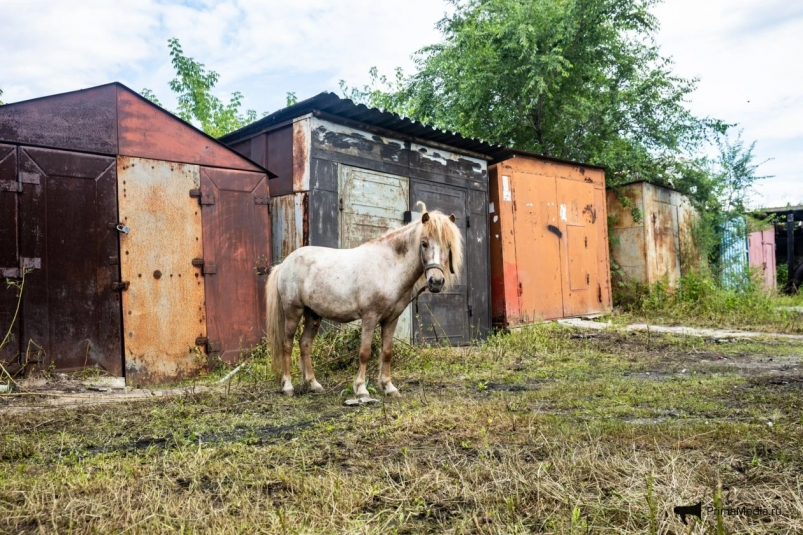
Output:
[
  {"xmin": 385, "ymin": 388, "xmax": 401, "ymax": 398},
  {"xmin": 282, "ymin": 388, "xmax": 294, "ymax": 397},
  {"xmin": 309, "ymin": 381, "xmax": 324, "ymax": 393}
]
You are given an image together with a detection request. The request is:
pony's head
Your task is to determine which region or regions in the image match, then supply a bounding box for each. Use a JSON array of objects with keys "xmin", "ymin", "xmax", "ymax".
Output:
[{"xmin": 415, "ymin": 202, "xmax": 464, "ymax": 293}]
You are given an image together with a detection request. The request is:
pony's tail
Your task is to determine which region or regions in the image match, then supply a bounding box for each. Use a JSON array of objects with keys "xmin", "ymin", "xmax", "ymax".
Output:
[{"xmin": 265, "ymin": 263, "xmax": 285, "ymax": 377}]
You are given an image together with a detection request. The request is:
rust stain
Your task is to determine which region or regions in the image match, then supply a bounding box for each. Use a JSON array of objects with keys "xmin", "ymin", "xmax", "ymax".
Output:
[
  {"xmin": 583, "ymin": 204, "xmax": 597, "ymax": 224},
  {"xmin": 302, "ymin": 192, "xmax": 310, "ymax": 247},
  {"xmin": 270, "ymin": 194, "xmax": 305, "ymax": 262},
  {"xmin": 292, "ymin": 119, "xmax": 310, "ymax": 192},
  {"xmin": 118, "ymin": 157, "xmax": 206, "ymax": 386}
]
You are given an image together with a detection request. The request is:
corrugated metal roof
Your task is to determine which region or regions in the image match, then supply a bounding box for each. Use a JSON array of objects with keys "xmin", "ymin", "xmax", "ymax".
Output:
[{"xmin": 219, "ymin": 92, "xmax": 604, "ymax": 170}]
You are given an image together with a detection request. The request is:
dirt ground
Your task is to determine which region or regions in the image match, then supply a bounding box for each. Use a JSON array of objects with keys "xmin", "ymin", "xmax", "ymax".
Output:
[{"xmin": 1, "ymin": 323, "xmax": 802, "ymax": 533}]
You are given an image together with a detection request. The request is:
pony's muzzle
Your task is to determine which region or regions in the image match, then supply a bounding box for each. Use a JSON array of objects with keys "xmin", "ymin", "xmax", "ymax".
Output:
[{"xmin": 427, "ymin": 275, "xmax": 445, "ymax": 293}]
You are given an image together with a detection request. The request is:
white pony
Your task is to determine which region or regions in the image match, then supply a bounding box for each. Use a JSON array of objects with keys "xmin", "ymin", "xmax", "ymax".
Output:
[{"xmin": 265, "ymin": 204, "xmax": 464, "ymax": 397}]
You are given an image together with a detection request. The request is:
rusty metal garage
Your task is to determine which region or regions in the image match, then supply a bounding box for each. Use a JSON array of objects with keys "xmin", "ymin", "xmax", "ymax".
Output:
[
  {"xmin": 221, "ymin": 93, "xmax": 494, "ymax": 344},
  {"xmin": 0, "ymin": 83, "xmax": 273, "ymax": 385},
  {"xmin": 488, "ymin": 151, "xmax": 613, "ymax": 327},
  {"xmin": 606, "ymin": 180, "xmax": 700, "ymax": 290}
]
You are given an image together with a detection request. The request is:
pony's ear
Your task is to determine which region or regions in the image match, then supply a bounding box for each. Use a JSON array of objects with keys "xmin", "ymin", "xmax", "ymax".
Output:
[
  {"xmin": 422, "ymin": 212, "xmax": 430, "ymax": 223},
  {"xmin": 449, "ymin": 214, "xmax": 456, "ymax": 223}
]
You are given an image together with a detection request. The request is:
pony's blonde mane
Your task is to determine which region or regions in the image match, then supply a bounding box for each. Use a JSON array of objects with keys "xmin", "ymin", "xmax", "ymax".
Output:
[{"xmin": 414, "ymin": 202, "xmax": 464, "ymax": 291}]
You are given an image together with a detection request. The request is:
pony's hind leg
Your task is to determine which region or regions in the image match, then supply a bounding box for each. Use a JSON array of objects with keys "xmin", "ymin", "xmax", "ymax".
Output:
[
  {"xmin": 379, "ymin": 317, "xmax": 400, "ymax": 397},
  {"xmin": 353, "ymin": 317, "xmax": 378, "ymax": 398},
  {"xmin": 299, "ymin": 308, "xmax": 323, "ymax": 393},
  {"xmin": 281, "ymin": 310, "xmax": 303, "ymax": 396}
]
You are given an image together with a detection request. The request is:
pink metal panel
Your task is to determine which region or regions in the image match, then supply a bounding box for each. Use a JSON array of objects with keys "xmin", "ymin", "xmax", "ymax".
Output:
[{"xmin": 748, "ymin": 230, "xmax": 776, "ymax": 291}]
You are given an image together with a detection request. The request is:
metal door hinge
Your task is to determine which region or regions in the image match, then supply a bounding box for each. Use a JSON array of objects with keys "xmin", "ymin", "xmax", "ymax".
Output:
[
  {"xmin": 111, "ymin": 281, "xmax": 130, "ymax": 291},
  {"xmin": 1, "ymin": 267, "xmax": 20, "ymax": 278},
  {"xmin": 19, "ymin": 172, "xmax": 40, "ymax": 185},
  {"xmin": 339, "ymin": 198, "xmax": 344, "ymax": 211},
  {"xmin": 20, "ymin": 257, "xmax": 41, "ymax": 270},
  {"xmin": 466, "ymin": 216, "xmax": 471, "ymax": 228},
  {"xmin": 468, "ymin": 305, "xmax": 473, "ymax": 317},
  {"xmin": 254, "ymin": 196, "xmax": 269, "ymax": 205},
  {"xmin": 0, "ymin": 180, "xmax": 21, "ymax": 193},
  {"xmin": 189, "ymin": 189, "xmax": 215, "ymax": 205},
  {"xmin": 195, "ymin": 337, "xmax": 219, "ymax": 353},
  {"xmin": 192, "ymin": 258, "xmax": 216, "ymax": 275},
  {"xmin": 3, "ymin": 257, "xmax": 41, "ymax": 278}
]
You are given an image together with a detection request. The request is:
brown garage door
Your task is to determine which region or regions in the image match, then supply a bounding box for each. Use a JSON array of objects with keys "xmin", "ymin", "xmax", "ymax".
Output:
[
  {"xmin": 199, "ymin": 167, "xmax": 271, "ymax": 363},
  {"xmin": 0, "ymin": 144, "xmax": 21, "ymax": 373},
  {"xmin": 18, "ymin": 147, "xmax": 123, "ymax": 375}
]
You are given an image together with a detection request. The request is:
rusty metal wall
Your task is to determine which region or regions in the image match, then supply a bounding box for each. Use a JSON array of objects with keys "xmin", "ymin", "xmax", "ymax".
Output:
[
  {"xmin": 118, "ymin": 157, "xmax": 206, "ymax": 385},
  {"xmin": 0, "ymin": 85, "xmax": 119, "ymax": 155},
  {"xmin": 489, "ymin": 156, "xmax": 611, "ymax": 327},
  {"xmin": 607, "ymin": 182, "xmax": 698, "ymax": 290},
  {"xmin": 0, "ymin": 144, "xmax": 21, "ymax": 372},
  {"xmin": 199, "ymin": 167, "xmax": 271, "ymax": 363},
  {"xmin": 270, "ymin": 193, "xmax": 306, "ymax": 264},
  {"xmin": 116, "ymin": 87, "xmax": 261, "ymax": 172},
  {"xmin": 17, "ymin": 147, "xmax": 123, "ymax": 375}
]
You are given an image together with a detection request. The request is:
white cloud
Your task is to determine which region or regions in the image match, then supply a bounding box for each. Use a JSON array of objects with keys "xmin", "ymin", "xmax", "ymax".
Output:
[
  {"xmin": 653, "ymin": 0, "xmax": 803, "ymax": 207},
  {"xmin": 0, "ymin": 0, "xmax": 449, "ymax": 113},
  {"xmin": 0, "ymin": 0, "xmax": 798, "ymax": 208}
]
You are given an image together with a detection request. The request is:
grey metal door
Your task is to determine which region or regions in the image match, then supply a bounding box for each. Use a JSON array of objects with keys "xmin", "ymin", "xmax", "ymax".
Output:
[
  {"xmin": 18, "ymin": 147, "xmax": 123, "ymax": 375},
  {"xmin": 339, "ymin": 165, "xmax": 411, "ymax": 340},
  {"xmin": 410, "ymin": 181, "xmax": 469, "ymax": 345}
]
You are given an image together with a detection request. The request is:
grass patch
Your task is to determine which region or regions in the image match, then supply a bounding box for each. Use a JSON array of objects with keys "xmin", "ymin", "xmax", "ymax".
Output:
[
  {"xmin": 613, "ymin": 272, "xmax": 803, "ymax": 333},
  {"xmin": 1, "ymin": 326, "xmax": 801, "ymax": 533}
]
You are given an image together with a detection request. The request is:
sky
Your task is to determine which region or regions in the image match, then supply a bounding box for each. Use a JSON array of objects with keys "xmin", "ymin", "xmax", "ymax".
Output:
[{"xmin": 1, "ymin": 0, "xmax": 800, "ymax": 208}]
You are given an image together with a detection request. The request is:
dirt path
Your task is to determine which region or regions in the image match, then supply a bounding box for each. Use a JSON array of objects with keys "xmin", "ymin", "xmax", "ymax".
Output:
[{"xmin": 558, "ymin": 317, "xmax": 803, "ymax": 341}]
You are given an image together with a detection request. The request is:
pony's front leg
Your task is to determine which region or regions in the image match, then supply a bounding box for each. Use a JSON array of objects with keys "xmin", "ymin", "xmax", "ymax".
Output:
[
  {"xmin": 281, "ymin": 312, "xmax": 302, "ymax": 396},
  {"xmin": 379, "ymin": 317, "xmax": 400, "ymax": 397},
  {"xmin": 299, "ymin": 310, "xmax": 323, "ymax": 393},
  {"xmin": 353, "ymin": 318, "xmax": 378, "ymax": 398}
]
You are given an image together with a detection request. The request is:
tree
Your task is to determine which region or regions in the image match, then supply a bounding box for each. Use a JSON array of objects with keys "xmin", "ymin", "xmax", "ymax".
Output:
[
  {"xmin": 141, "ymin": 38, "xmax": 259, "ymax": 138},
  {"xmin": 346, "ymin": 0, "xmax": 729, "ymax": 202},
  {"xmin": 0, "ymin": 88, "xmax": 4, "ymax": 106}
]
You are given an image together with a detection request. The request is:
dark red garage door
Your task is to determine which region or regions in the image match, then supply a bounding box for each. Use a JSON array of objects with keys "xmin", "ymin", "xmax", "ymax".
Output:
[{"xmin": 18, "ymin": 147, "xmax": 124, "ymax": 375}]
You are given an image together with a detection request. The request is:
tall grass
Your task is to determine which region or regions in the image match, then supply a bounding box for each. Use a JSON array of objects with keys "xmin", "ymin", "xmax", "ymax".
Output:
[{"xmin": 614, "ymin": 271, "xmax": 803, "ymax": 333}]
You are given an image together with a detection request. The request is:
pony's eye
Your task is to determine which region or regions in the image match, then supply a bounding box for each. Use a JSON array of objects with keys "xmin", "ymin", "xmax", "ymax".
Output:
[{"xmin": 421, "ymin": 242, "xmax": 428, "ymax": 249}]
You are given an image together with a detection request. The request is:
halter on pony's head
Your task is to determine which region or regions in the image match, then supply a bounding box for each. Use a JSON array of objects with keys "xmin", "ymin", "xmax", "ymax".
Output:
[{"xmin": 415, "ymin": 202, "xmax": 463, "ymax": 292}]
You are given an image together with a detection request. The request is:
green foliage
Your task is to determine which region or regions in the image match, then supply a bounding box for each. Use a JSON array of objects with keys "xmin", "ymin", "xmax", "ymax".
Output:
[
  {"xmin": 615, "ymin": 271, "xmax": 803, "ymax": 333},
  {"xmin": 139, "ymin": 88, "xmax": 163, "ymax": 107},
  {"xmin": 345, "ymin": 0, "xmax": 728, "ymax": 190},
  {"xmin": 285, "ymin": 92, "xmax": 298, "ymax": 107},
  {"xmin": 0, "ymin": 87, "xmax": 4, "ymax": 106},
  {"xmin": 140, "ymin": 38, "xmax": 260, "ymax": 137}
]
